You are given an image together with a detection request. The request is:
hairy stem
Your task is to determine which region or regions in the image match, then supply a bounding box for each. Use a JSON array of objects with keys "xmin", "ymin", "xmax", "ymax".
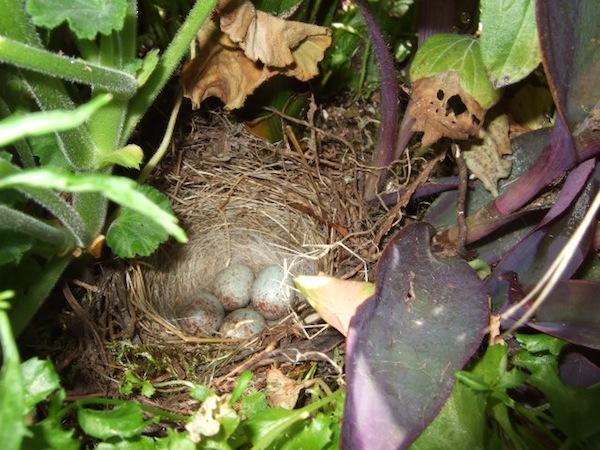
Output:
[
  {"xmin": 121, "ymin": 0, "xmax": 218, "ymax": 143},
  {"xmin": 0, "ymin": 204, "xmax": 73, "ymax": 251},
  {"xmin": 0, "ymin": 36, "xmax": 138, "ymax": 97},
  {"xmin": 353, "ymin": 0, "xmax": 399, "ymax": 201}
]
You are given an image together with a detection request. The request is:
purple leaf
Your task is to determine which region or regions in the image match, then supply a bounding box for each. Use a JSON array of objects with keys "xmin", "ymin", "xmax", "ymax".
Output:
[
  {"xmin": 529, "ymin": 280, "xmax": 600, "ymax": 350},
  {"xmin": 495, "ymin": 115, "xmax": 577, "ymax": 215},
  {"xmin": 560, "ymin": 350, "xmax": 600, "ymax": 388},
  {"xmin": 343, "ymin": 223, "xmax": 489, "ymax": 450},
  {"xmin": 427, "ymin": 128, "xmax": 549, "ymax": 262},
  {"xmin": 537, "ymin": 158, "xmax": 595, "ymax": 227},
  {"xmin": 536, "ymin": 0, "xmax": 600, "ymax": 131},
  {"xmin": 487, "ymin": 165, "xmax": 600, "ymax": 309}
]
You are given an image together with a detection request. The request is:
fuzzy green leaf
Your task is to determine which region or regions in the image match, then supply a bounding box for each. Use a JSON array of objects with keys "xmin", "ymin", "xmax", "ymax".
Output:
[
  {"xmin": 106, "ymin": 185, "xmax": 173, "ymax": 258},
  {"xmin": 0, "ymin": 292, "xmax": 27, "ymax": 450},
  {"xmin": 0, "ymin": 168, "xmax": 187, "ymax": 243},
  {"xmin": 0, "ymin": 94, "xmax": 112, "ymax": 148},
  {"xmin": 480, "ymin": 0, "xmax": 541, "ymax": 87},
  {"xmin": 99, "ymin": 144, "xmax": 144, "ymax": 169},
  {"xmin": 26, "ymin": 0, "xmax": 128, "ymax": 40},
  {"xmin": 410, "ymin": 34, "xmax": 500, "ymax": 108},
  {"xmin": 78, "ymin": 402, "xmax": 150, "ymax": 440},
  {"xmin": 0, "ymin": 231, "xmax": 32, "ymax": 265}
]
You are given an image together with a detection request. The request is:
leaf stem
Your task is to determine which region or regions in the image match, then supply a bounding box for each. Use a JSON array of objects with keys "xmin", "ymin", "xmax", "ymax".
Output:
[
  {"xmin": 121, "ymin": 0, "xmax": 218, "ymax": 143},
  {"xmin": 0, "ymin": 36, "xmax": 138, "ymax": 97},
  {"xmin": 0, "ymin": 204, "xmax": 73, "ymax": 251},
  {"xmin": 138, "ymin": 94, "xmax": 182, "ymax": 183}
]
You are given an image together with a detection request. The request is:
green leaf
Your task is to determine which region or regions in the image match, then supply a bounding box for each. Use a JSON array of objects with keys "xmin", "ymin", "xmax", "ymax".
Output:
[
  {"xmin": 78, "ymin": 402, "xmax": 151, "ymax": 440},
  {"xmin": 0, "ymin": 94, "xmax": 112, "ymax": 147},
  {"xmin": 254, "ymin": 0, "xmax": 303, "ymax": 15},
  {"xmin": 96, "ymin": 436, "xmax": 156, "ymax": 450},
  {"xmin": 480, "ymin": 0, "xmax": 541, "ymax": 87},
  {"xmin": 98, "ymin": 144, "xmax": 144, "ymax": 169},
  {"xmin": 141, "ymin": 381, "xmax": 155, "ymax": 398},
  {"xmin": 26, "ymin": 0, "xmax": 128, "ymax": 40},
  {"xmin": 0, "ymin": 168, "xmax": 187, "ymax": 243},
  {"xmin": 410, "ymin": 382, "xmax": 489, "ymax": 450},
  {"xmin": 106, "ymin": 185, "xmax": 173, "ymax": 258},
  {"xmin": 410, "ymin": 34, "xmax": 500, "ymax": 108},
  {"xmin": 515, "ymin": 333, "xmax": 567, "ymax": 356},
  {"xmin": 29, "ymin": 134, "xmax": 69, "ymax": 168},
  {"xmin": 136, "ymin": 49, "xmax": 160, "ymax": 87},
  {"xmin": 21, "ymin": 357, "xmax": 61, "ymax": 409},
  {"xmin": 190, "ymin": 384, "xmax": 212, "ymax": 402},
  {"xmin": 23, "ymin": 417, "xmax": 80, "ymax": 450},
  {"xmin": 240, "ymin": 391, "xmax": 269, "ymax": 418},
  {"xmin": 277, "ymin": 413, "xmax": 332, "ymax": 450},
  {"xmin": 0, "ymin": 231, "xmax": 32, "ymax": 265},
  {"xmin": 156, "ymin": 429, "xmax": 196, "ymax": 450},
  {"xmin": 1, "ymin": 256, "xmax": 71, "ymax": 336},
  {"xmin": 230, "ymin": 370, "xmax": 254, "ymax": 404},
  {"xmin": 0, "ymin": 292, "xmax": 27, "ymax": 450},
  {"xmin": 514, "ymin": 345, "xmax": 600, "ymax": 444}
]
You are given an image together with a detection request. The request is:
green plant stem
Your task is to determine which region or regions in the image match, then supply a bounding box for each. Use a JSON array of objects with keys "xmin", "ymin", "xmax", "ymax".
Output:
[
  {"xmin": 0, "ymin": 97, "xmax": 35, "ymax": 167},
  {"xmin": 0, "ymin": 0, "xmax": 99, "ymax": 171},
  {"xmin": 88, "ymin": 1, "xmax": 138, "ymax": 154},
  {"xmin": 0, "ymin": 36, "xmax": 138, "ymax": 97},
  {"xmin": 71, "ymin": 397, "xmax": 190, "ymax": 422},
  {"xmin": 0, "ymin": 159, "xmax": 91, "ymax": 246},
  {"xmin": 0, "ymin": 204, "xmax": 73, "ymax": 251},
  {"xmin": 138, "ymin": 94, "xmax": 182, "ymax": 183},
  {"xmin": 121, "ymin": 0, "xmax": 218, "ymax": 144}
]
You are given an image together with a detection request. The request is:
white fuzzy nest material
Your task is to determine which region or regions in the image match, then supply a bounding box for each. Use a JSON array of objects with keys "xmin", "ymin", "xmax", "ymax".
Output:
[{"xmin": 137, "ymin": 133, "xmax": 329, "ymax": 330}]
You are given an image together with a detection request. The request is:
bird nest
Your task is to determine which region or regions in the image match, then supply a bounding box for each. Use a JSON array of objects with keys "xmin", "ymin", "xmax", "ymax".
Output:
[{"xmin": 81, "ymin": 104, "xmax": 398, "ymax": 389}]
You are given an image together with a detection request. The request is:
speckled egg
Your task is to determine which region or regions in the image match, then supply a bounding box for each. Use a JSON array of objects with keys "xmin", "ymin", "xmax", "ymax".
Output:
[
  {"xmin": 220, "ymin": 308, "xmax": 266, "ymax": 339},
  {"xmin": 251, "ymin": 265, "xmax": 294, "ymax": 320},
  {"xmin": 213, "ymin": 264, "xmax": 255, "ymax": 311},
  {"xmin": 175, "ymin": 291, "xmax": 224, "ymax": 335}
]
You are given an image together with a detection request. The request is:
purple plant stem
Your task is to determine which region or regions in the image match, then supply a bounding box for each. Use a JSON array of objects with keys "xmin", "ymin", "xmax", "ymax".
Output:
[
  {"xmin": 417, "ymin": 0, "xmax": 457, "ymax": 46},
  {"xmin": 369, "ymin": 177, "xmax": 461, "ymax": 208},
  {"xmin": 353, "ymin": 0, "xmax": 399, "ymax": 200}
]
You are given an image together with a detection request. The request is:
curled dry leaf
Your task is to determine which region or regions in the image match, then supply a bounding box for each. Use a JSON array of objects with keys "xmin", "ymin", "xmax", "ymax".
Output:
[
  {"xmin": 182, "ymin": 0, "xmax": 331, "ymax": 110},
  {"xmin": 463, "ymin": 114, "xmax": 512, "ymax": 197},
  {"xmin": 294, "ymin": 275, "xmax": 374, "ymax": 336},
  {"xmin": 407, "ymin": 71, "xmax": 486, "ymax": 147}
]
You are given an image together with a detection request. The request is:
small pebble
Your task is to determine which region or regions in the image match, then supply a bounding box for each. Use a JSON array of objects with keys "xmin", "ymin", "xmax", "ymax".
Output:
[
  {"xmin": 220, "ymin": 308, "xmax": 266, "ymax": 339},
  {"xmin": 176, "ymin": 290, "xmax": 224, "ymax": 335},
  {"xmin": 251, "ymin": 265, "xmax": 294, "ymax": 320},
  {"xmin": 213, "ymin": 264, "xmax": 254, "ymax": 310}
]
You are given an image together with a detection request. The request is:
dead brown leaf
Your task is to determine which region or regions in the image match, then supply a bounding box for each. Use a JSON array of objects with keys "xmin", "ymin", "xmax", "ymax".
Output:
[
  {"xmin": 407, "ymin": 71, "xmax": 486, "ymax": 147},
  {"xmin": 463, "ymin": 114, "xmax": 512, "ymax": 196},
  {"xmin": 265, "ymin": 368, "xmax": 302, "ymax": 409},
  {"xmin": 181, "ymin": 1, "xmax": 331, "ymax": 110}
]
